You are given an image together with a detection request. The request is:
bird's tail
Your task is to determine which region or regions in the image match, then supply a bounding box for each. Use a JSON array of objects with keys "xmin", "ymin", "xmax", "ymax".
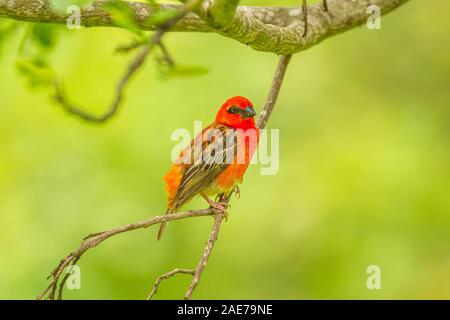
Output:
[{"xmin": 157, "ymin": 207, "xmax": 173, "ymax": 241}]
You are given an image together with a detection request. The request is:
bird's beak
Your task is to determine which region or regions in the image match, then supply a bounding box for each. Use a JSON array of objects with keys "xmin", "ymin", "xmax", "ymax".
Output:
[{"xmin": 241, "ymin": 106, "xmax": 256, "ymax": 118}]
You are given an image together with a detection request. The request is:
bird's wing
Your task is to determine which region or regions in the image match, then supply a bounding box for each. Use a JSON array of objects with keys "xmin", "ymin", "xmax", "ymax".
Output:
[{"xmin": 173, "ymin": 123, "xmax": 236, "ymax": 209}]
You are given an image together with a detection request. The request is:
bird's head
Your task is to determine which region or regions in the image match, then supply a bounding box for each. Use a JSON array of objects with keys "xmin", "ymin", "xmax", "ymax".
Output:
[{"xmin": 215, "ymin": 96, "xmax": 257, "ymax": 129}]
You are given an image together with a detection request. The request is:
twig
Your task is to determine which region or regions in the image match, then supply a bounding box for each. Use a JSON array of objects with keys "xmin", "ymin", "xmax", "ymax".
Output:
[
  {"xmin": 147, "ymin": 268, "xmax": 195, "ymax": 300},
  {"xmin": 115, "ymin": 40, "xmax": 146, "ymax": 54},
  {"xmin": 157, "ymin": 42, "xmax": 176, "ymax": 67},
  {"xmin": 53, "ymin": 0, "xmax": 202, "ymax": 123},
  {"xmin": 184, "ymin": 210, "xmax": 224, "ymax": 299}
]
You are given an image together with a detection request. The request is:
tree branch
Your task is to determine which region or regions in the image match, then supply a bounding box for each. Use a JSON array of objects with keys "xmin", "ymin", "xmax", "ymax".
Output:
[
  {"xmin": 0, "ymin": 1, "xmax": 212, "ymax": 32},
  {"xmin": 257, "ymin": 55, "xmax": 292, "ymax": 129},
  {"xmin": 0, "ymin": 0, "xmax": 410, "ymax": 55},
  {"xmin": 184, "ymin": 209, "xmax": 224, "ymax": 299},
  {"xmin": 147, "ymin": 268, "xmax": 195, "ymax": 300},
  {"xmin": 36, "ymin": 208, "xmax": 216, "ymax": 300}
]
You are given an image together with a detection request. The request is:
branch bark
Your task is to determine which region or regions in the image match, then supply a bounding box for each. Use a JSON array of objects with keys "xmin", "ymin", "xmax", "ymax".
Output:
[{"xmin": 0, "ymin": 0, "xmax": 410, "ymax": 55}]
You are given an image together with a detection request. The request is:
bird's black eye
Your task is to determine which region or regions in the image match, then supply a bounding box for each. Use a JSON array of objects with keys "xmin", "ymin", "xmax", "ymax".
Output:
[{"xmin": 227, "ymin": 106, "xmax": 240, "ymax": 114}]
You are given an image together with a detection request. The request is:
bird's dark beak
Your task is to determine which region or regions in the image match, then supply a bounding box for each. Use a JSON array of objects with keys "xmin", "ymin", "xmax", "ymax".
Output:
[{"xmin": 241, "ymin": 106, "xmax": 256, "ymax": 118}]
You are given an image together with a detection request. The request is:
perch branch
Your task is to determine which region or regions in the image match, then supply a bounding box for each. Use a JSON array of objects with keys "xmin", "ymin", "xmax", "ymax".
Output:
[
  {"xmin": 184, "ymin": 209, "xmax": 224, "ymax": 299},
  {"xmin": 36, "ymin": 208, "xmax": 216, "ymax": 300},
  {"xmin": 0, "ymin": 0, "xmax": 410, "ymax": 55}
]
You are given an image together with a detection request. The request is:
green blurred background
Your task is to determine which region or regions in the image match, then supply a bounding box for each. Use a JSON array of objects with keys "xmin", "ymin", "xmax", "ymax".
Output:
[{"xmin": 0, "ymin": 0, "xmax": 449, "ymax": 299}]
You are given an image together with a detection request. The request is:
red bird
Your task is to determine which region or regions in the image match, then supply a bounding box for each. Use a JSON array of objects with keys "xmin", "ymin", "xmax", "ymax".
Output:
[{"xmin": 158, "ymin": 96, "xmax": 259, "ymax": 240}]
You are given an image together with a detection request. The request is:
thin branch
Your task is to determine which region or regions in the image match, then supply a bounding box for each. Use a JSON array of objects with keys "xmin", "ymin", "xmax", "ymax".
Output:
[
  {"xmin": 147, "ymin": 268, "xmax": 195, "ymax": 300},
  {"xmin": 52, "ymin": 0, "xmax": 202, "ymax": 123},
  {"xmin": 257, "ymin": 55, "xmax": 292, "ymax": 129},
  {"xmin": 36, "ymin": 208, "xmax": 216, "ymax": 300},
  {"xmin": 115, "ymin": 39, "xmax": 146, "ymax": 54},
  {"xmin": 0, "ymin": 0, "xmax": 410, "ymax": 55},
  {"xmin": 156, "ymin": 42, "xmax": 176, "ymax": 67},
  {"xmin": 185, "ymin": 210, "xmax": 224, "ymax": 299}
]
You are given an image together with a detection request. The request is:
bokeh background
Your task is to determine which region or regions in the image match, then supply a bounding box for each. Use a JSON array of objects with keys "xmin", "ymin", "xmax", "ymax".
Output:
[{"xmin": 0, "ymin": 0, "xmax": 449, "ymax": 299}]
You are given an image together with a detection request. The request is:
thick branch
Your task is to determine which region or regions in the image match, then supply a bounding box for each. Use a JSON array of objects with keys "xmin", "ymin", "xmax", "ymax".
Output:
[
  {"xmin": 184, "ymin": 210, "xmax": 224, "ymax": 299},
  {"xmin": 0, "ymin": 1, "xmax": 212, "ymax": 32},
  {"xmin": 0, "ymin": 0, "xmax": 409, "ymax": 55},
  {"xmin": 221, "ymin": 0, "xmax": 409, "ymax": 54}
]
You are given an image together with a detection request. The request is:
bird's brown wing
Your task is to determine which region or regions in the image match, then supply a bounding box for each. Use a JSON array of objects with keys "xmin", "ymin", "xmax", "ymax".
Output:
[{"xmin": 172, "ymin": 123, "xmax": 237, "ymax": 210}]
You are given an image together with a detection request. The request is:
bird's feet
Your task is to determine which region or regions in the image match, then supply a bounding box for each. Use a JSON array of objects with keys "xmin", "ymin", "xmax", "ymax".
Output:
[{"xmin": 202, "ymin": 194, "xmax": 229, "ymax": 220}]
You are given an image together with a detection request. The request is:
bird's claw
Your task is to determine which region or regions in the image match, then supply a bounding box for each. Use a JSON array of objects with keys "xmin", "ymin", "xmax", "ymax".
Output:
[
  {"xmin": 209, "ymin": 201, "xmax": 229, "ymax": 221},
  {"xmin": 210, "ymin": 201, "xmax": 228, "ymax": 212},
  {"xmin": 204, "ymin": 193, "xmax": 233, "ymax": 221},
  {"xmin": 203, "ymin": 194, "xmax": 229, "ymax": 217}
]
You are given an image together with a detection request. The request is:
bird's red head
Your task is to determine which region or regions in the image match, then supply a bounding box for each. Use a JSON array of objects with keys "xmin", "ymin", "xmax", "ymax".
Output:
[{"xmin": 215, "ymin": 96, "xmax": 257, "ymax": 129}]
